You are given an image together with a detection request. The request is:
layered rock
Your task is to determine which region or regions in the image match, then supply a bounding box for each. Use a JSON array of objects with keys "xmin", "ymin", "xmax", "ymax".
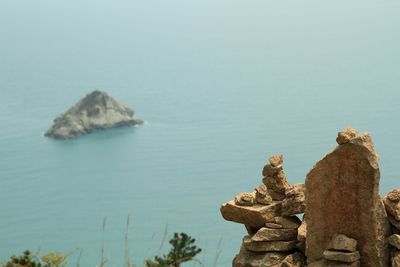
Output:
[
  {"xmin": 305, "ymin": 128, "xmax": 391, "ymax": 267},
  {"xmin": 45, "ymin": 90, "xmax": 143, "ymax": 139},
  {"xmin": 221, "ymin": 154, "xmax": 306, "ymax": 266}
]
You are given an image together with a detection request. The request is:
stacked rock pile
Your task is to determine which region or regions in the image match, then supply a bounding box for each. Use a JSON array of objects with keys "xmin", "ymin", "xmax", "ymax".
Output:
[
  {"xmin": 309, "ymin": 234, "xmax": 360, "ymax": 266},
  {"xmin": 221, "ymin": 154, "xmax": 306, "ymax": 267},
  {"xmin": 383, "ymin": 189, "xmax": 400, "ymax": 267}
]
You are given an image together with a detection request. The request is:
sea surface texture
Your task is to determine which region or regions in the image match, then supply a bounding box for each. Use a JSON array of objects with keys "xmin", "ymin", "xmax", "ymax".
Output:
[{"xmin": 1, "ymin": 0, "xmax": 400, "ymax": 266}]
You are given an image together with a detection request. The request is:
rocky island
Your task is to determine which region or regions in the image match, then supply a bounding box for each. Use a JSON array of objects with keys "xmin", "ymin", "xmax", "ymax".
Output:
[{"xmin": 45, "ymin": 90, "xmax": 143, "ymax": 139}]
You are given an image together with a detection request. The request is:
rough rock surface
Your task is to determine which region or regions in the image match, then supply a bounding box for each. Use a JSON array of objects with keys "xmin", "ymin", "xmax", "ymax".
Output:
[
  {"xmin": 255, "ymin": 184, "xmax": 273, "ymax": 205},
  {"xmin": 233, "ymin": 245, "xmax": 289, "ymax": 267},
  {"xmin": 383, "ymin": 194, "xmax": 400, "ymax": 221},
  {"xmin": 275, "ymin": 216, "xmax": 301, "ymax": 229},
  {"xmin": 388, "ymin": 214, "xmax": 400, "ymax": 231},
  {"xmin": 243, "ymin": 236, "xmax": 298, "ymax": 252},
  {"xmin": 235, "ymin": 192, "xmax": 256, "ymax": 206},
  {"xmin": 389, "ymin": 234, "xmax": 400, "ymax": 249},
  {"xmin": 308, "ymin": 260, "xmax": 360, "ymax": 267},
  {"xmin": 262, "ymin": 155, "xmax": 289, "ymax": 195},
  {"xmin": 392, "ymin": 250, "xmax": 400, "ymax": 267},
  {"xmin": 297, "ymin": 220, "xmax": 306, "ymax": 253},
  {"xmin": 280, "ymin": 252, "xmax": 306, "ymax": 267},
  {"xmin": 323, "ymin": 250, "xmax": 360, "ymax": 263},
  {"xmin": 220, "ymin": 200, "xmax": 280, "ymax": 228},
  {"xmin": 45, "ymin": 90, "xmax": 143, "ymax": 139},
  {"xmin": 265, "ymin": 223, "xmax": 283, "ymax": 229},
  {"xmin": 252, "ymin": 227, "xmax": 298, "ymax": 242},
  {"xmin": 305, "ymin": 128, "xmax": 391, "ymax": 267},
  {"xmin": 327, "ymin": 234, "xmax": 357, "ymax": 252},
  {"xmin": 281, "ymin": 184, "xmax": 305, "ymax": 216}
]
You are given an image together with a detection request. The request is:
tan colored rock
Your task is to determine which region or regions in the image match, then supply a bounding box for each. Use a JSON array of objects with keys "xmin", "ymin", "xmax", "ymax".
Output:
[
  {"xmin": 269, "ymin": 154, "xmax": 284, "ymax": 167},
  {"xmin": 336, "ymin": 128, "xmax": 358, "ymax": 145},
  {"xmin": 275, "ymin": 216, "xmax": 301, "ymax": 229},
  {"xmin": 327, "ymin": 234, "xmax": 357, "ymax": 252},
  {"xmin": 323, "ymin": 250, "xmax": 360, "ymax": 263},
  {"xmin": 245, "ymin": 225, "xmax": 260, "ymax": 235},
  {"xmin": 383, "ymin": 195, "xmax": 400, "ymax": 220},
  {"xmin": 235, "ymin": 192, "xmax": 256, "ymax": 206},
  {"xmin": 308, "ymin": 260, "xmax": 360, "ymax": 267},
  {"xmin": 263, "ymin": 172, "xmax": 289, "ymax": 194},
  {"xmin": 265, "ymin": 223, "xmax": 283, "ymax": 229},
  {"xmin": 243, "ymin": 235, "xmax": 297, "ymax": 252},
  {"xmin": 263, "ymin": 164, "xmax": 283, "ymax": 177},
  {"xmin": 268, "ymin": 190, "xmax": 286, "ymax": 201},
  {"xmin": 305, "ymin": 129, "xmax": 390, "ymax": 267},
  {"xmin": 281, "ymin": 184, "xmax": 305, "ymax": 216},
  {"xmin": 388, "ymin": 189, "xmax": 400, "ymax": 202},
  {"xmin": 256, "ymin": 184, "xmax": 273, "ymax": 205},
  {"xmin": 280, "ymin": 252, "xmax": 306, "ymax": 267},
  {"xmin": 388, "ymin": 214, "xmax": 400, "ymax": 231},
  {"xmin": 297, "ymin": 220, "xmax": 306, "ymax": 253},
  {"xmin": 389, "ymin": 234, "xmax": 400, "ymax": 249},
  {"xmin": 220, "ymin": 200, "xmax": 280, "ymax": 228},
  {"xmin": 233, "ymin": 245, "xmax": 289, "ymax": 267},
  {"xmin": 392, "ymin": 249, "xmax": 400, "ymax": 267},
  {"xmin": 252, "ymin": 227, "xmax": 298, "ymax": 242}
]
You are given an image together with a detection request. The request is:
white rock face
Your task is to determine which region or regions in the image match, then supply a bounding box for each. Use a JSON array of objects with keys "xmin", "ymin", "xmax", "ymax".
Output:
[{"xmin": 45, "ymin": 90, "xmax": 143, "ymax": 139}]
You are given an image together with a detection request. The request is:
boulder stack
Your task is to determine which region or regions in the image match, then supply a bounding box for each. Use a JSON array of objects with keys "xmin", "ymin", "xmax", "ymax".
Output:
[
  {"xmin": 221, "ymin": 128, "xmax": 400, "ymax": 266},
  {"xmin": 220, "ymin": 155, "xmax": 306, "ymax": 266}
]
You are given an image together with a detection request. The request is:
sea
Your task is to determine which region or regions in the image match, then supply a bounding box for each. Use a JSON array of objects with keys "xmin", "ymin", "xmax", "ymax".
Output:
[{"xmin": 1, "ymin": 0, "xmax": 400, "ymax": 266}]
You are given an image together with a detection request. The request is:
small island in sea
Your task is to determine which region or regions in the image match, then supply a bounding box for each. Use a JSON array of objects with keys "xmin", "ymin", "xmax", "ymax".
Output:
[{"xmin": 44, "ymin": 90, "xmax": 143, "ymax": 139}]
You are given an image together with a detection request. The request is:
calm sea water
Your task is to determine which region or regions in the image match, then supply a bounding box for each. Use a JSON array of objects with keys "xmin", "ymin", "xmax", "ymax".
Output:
[{"xmin": 1, "ymin": 0, "xmax": 400, "ymax": 266}]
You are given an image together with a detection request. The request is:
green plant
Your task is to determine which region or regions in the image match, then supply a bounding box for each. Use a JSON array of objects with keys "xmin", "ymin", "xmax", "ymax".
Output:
[
  {"xmin": 2, "ymin": 250, "xmax": 67, "ymax": 267},
  {"xmin": 145, "ymin": 233, "xmax": 201, "ymax": 267}
]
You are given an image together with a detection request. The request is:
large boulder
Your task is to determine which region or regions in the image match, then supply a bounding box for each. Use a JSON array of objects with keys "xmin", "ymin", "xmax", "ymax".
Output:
[
  {"xmin": 220, "ymin": 200, "xmax": 281, "ymax": 228},
  {"xmin": 45, "ymin": 90, "xmax": 143, "ymax": 139},
  {"xmin": 305, "ymin": 128, "xmax": 391, "ymax": 267}
]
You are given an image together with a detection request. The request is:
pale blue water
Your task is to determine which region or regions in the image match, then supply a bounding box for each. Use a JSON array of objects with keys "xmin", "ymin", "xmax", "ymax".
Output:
[{"xmin": 1, "ymin": 0, "xmax": 400, "ymax": 266}]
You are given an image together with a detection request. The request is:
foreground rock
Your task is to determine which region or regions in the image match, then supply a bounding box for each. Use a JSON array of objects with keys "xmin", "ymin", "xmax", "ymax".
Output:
[
  {"xmin": 45, "ymin": 90, "xmax": 143, "ymax": 139},
  {"xmin": 233, "ymin": 245, "xmax": 289, "ymax": 267},
  {"xmin": 305, "ymin": 128, "xmax": 390, "ymax": 267}
]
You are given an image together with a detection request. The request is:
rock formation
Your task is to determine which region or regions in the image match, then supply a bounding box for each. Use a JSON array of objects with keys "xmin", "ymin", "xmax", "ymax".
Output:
[
  {"xmin": 45, "ymin": 90, "xmax": 143, "ymax": 139},
  {"xmin": 220, "ymin": 155, "xmax": 306, "ymax": 266},
  {"xmin": 305, "ymin": 128, "xmax": 390, "ymax": 267},
  {"xmin": 221, "ymin": 128, "xmax": 398, "ymax": 266}
]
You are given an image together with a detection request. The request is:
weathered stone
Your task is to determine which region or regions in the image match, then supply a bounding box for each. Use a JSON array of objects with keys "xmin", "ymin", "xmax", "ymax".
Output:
[
  {"xmin": 392, "ymin": 249, "xmax": 400, "ymax": 267},
  {"xmin": 45, "ymin": 90, "xmax": 143, "ymax": 139},
  {"xmin": 252, "ymin": 227, "xmax": 298, "ymax": 242},
  {"xmin": 265, "ymin": 223, "xmax": 283, "ymax": 229},
  {"xmin": 308, "ymin": 259, "xmax": 360, "ymax": 267},
  {"xmin": 268, "ymin": 190, "xmax": 286, "ymax": 201},
  {"xmin": 235, "ymin": 192, "xmax": 256, "ymax": 206},
  {"xmin": 336, "ymin": 128, "xmax": 358, "ymax": 145},
  {"xmin": 389, "ymin": 234, "xmax": 400, "ymax": 249},
  {"xmin": 263, "ymin": 164, "xmax": 283, "ymax": 177},
  {"xmin": 281, "ymin": 252, "xmax": 306, "ymax": 267},
  {"xmin": 296, "ymin": 220, "xmax": 306, "ymax": 253},
  {"xmin": 388, "ymin": 214, "xmax": 400, "ymax": 231},
  {"xmin": 275, "ymin": 216, "xmax": 302, "ymax": 229},
  {"xmin": 383, "ymin": 195, "xmax": 400, "ymax": 221},
  {"xmin": 243, "ymin": 235, "xmax": 298, "ymax": 252},
  {"xmin": 388, "ymin": 189, "xmax": 400, "ymax": 202},
  {"xmin": 327, "ymin": 234, "xmax": 357, "ymax": 252},
  {"xmin": 281, "ymin": 184, "xmax": 305, "ymax": 216},
  {"xmin": 233, "ymin": 245, "xmax": 289, "ymax": 267},
  {"xmin": 305, "ymin": 129, "xmax": 390, "ymax": 267},
  {"xmin": 263, "ymin": 172, "xmax": 289, "ymax": 194},
  {"xmin": 269, "ymin": 154, "xmax": 284, "ymax": 167},
  {"xmin": 220, "ymin": 200, "xmax": 280, "ymax": 228},
  {"xmin": 323, "ymin": 250, "xmax": 360, "ymax": 263},
  {"xmin": 256, "ymin": 185, "xmax": 273, "ymax": 205},
  {"xmin": 245, "ymin": 225, "xmax": 260, "ymax": 235}
]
